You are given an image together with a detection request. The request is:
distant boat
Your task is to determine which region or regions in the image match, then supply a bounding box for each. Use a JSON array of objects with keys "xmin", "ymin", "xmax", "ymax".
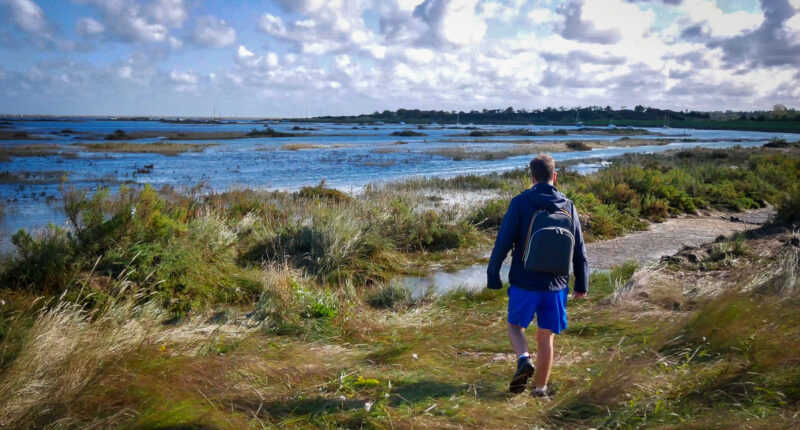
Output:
[
  {"xmin": 662, "ymin": 114, "xmax": 670, "ymax": 128},
  {"xmin": 398, "ymin": 121, "xmax": 405, "ymax": 125},
  {"xmin": 374, "ymin": 121, "xmax": 384, "ymax": 125},
  {"xmin": 575, "ymin": 110, "xmax": 583, "ymax": 128},
  {"xmin": 608, "ymin": 119, "xmax": 615, "ymax": 128},
  {"xmin": 431, "ymin": 122, "xmax": 439, "ymax": 126}
]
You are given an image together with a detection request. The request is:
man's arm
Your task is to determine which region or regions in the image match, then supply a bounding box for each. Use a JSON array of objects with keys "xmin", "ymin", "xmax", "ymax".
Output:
[
  {"xmin": 571, "ymin": 203, "xmax": 589, "ymax": 296},
  {"xmin": 487, "ymin": 198, "xmax": 518, "ymax": 289}
]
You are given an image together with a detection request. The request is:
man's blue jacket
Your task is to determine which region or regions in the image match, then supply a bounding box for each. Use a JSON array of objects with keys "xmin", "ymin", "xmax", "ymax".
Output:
[{"xmin": 486, "ymin": 183, "xmax": 589, "ymax": 293}]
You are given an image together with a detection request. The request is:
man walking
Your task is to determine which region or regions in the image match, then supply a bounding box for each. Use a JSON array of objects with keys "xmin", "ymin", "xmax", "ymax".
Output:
[{"xmin": 487, "ymin": 154, "xmax": 589, "ymax": 397}]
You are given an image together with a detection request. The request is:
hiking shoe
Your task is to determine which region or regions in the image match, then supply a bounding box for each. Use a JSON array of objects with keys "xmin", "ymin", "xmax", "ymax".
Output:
[
  {"xmin": 509, "ymin": 356, "xmax": 535, "ymax": 393},
  {"xmin": 532, "ymin": 387, "xmax": 549, "ymax": 398}
]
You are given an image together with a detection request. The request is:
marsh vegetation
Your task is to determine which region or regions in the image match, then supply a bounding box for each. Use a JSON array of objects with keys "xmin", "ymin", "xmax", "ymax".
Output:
[
  {"xmin": 76, "ymin": 141, "xmax": 217, "ymax": 155},
  {"xmin": 1, "ymin": 146, "xmax": 799, "ymax": 427}
]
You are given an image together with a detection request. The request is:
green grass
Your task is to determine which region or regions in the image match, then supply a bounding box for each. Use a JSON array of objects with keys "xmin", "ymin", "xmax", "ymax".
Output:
[{"xmin": 1, "ymin": 230, "xmax": 799, "ymax": 428}]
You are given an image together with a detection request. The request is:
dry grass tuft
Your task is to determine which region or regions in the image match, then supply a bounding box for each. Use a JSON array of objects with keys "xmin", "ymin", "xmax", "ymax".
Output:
[
  {"xmin": 75, "ymin": 141, "xmax": 215, "ymax": 155},
  {"xmin": 280, "ymin": 143, "xmax": 327, "ymax": 150},
  {"xmin": 0, "ymin": 298, "xmax": 164, "ymax": 426}
]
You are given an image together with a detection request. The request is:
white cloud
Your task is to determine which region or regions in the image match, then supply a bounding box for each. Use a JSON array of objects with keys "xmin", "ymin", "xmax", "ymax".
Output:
[
  {"xmin": 413, "ymin": 0, "xmax": 487, "ymax": 47},
  {"xmin": 527, "ymin": 8, "xmax": 561, "ymax": 25},
  {"xmin": 170, "ymin": 69, "xmax": 197, "ymax": 84},
  {"xmin": 783, "ymin": 11, "xmax": 800, "ymax": 42},
  {"xmin": 679, "ymin": 0, "xmax": 764, "ymax": 38},
  {"xmin": 75, "ymin": 0, "xmax": 188, "ymax": 43},
  {"xmin": 3, "ymin": 0, "xmax": 50, "ymax": 35},
  {"xmin": 149, "ymin": 0, "xmax": 187, "ymax": 28},
  {"xmin": 192, "ymin": 15, "xmax": 236, "ymax": 48},
  {"xmin": 258, "ymin": 13, "xmax": 287, "ymax": 37},
  {"xmin": 76, "ymin": 17, "xmax": 105, "ymax": 36},
  {"xmin": 1, "ymin": 0, "xmax": 798, "ymax": 116},
  {"xmin": 404, "ymin": 47, "xmax": 435, "ymax": 63},
  {"xmin": 237, "ymin": 45, "xmax": 254, "ymax": 58}
]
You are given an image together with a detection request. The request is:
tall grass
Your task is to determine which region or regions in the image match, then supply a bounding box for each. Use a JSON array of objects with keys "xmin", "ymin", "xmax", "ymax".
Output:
[
  {"xmin": 2, "ymin": 183, "xmax": 481, "ymax": 315},
  {"xmin": 0, "ymin": 296, "xmax": 166, "ymax": 427}
]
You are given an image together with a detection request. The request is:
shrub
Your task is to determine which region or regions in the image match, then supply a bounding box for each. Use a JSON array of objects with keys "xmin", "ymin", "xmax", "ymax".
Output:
[
  {"xmin": 469, "ymin": 198, "xmax": 509, "ymax": 229},
  {"xmin": 104, "ymin": 129, "xmax": 129, "ymax": 140},
  {"xmin": 3, "ymin": 226, "xmax": 77, "ymax": 293},
  {"xmin": 247, "ymin": 127, "xmax": 297, "ymax": 137},
  {"xmin": 763, "ymin": 138, "xmax": 789, "ymax": 148},
  {"xmin": 776, "ymin": 184, "xmax": 800, "ymax": 225},
  {"xmin": 469, "ymin": 130, "xmax": 494, "ymax": 137},
  {"xmin": 640, "ymin": 195, "xmax": 669, "ymax": 222},
  {"xmin": 566, "ymin": 140, "xmax": 592, "ymax": 151},
  {"xmin": 390, "ymin": 130, "xmax": 426, "ymax": 137},
  {"xmin": 298, "ymin": 184, "xmax": 351, "ymax": 203},
  {"xmin": 553, "ymin": 129, "xmax": 569, "ymax": 135}
]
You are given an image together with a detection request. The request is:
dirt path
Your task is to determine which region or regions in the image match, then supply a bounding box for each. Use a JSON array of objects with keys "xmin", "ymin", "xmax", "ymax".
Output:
[
  {"xmin": 587, "ymin": 208, "xmax": 773, "ymax": 270},
  {"xmin": 405, "ymin": 208, "xmax": 774, "ymax": 293}
]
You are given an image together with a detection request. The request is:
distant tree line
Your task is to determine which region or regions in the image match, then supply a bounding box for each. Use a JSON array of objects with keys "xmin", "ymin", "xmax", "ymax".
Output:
[{"xmin": 308, "ymin": 104, "xmax": 800, "ymax": 126}]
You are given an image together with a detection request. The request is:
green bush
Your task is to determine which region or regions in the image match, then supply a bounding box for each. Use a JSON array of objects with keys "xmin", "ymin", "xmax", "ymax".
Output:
[
  {"xmin": 776, "ymin": 184, "xmax": 800, "ymax": 225},
  {"xmin": 566, "ymin": 140, "xmax": 592, "ymax": 151},
  {"xmin": 763, "ymin": 138, "xmax": 789, "ymax": 148},
  {"xmin": 4, "ymin": 226, "xmax": 77, "ymax": 293},
  {"xmin": 469, "ymin": 198, "xmax": 509, "ymax": 229},
  {"xmin": 298, "ymin": 184, "xmax": 351, "ymax": 203}
]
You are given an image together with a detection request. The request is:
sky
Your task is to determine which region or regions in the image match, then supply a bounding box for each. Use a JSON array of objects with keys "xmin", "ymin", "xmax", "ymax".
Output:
[{"xmin": 0, "ymin": 0, "xmax": 798, "ymax": 117}]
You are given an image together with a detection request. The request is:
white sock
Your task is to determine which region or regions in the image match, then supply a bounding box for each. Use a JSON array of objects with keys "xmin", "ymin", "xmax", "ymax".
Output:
[
  {"xmin": 519, "ymin": 352, "xmax": 530, "ymax": 359},
  {"xmin": 534, "ymin": 385, "xmax": 547, "ymax": 393}
]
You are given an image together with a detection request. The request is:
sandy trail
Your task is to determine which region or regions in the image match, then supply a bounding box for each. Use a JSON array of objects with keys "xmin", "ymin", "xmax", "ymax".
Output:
[{"xmin": 587, "ymin": 208, "xmax": 773, "ymax": 270}]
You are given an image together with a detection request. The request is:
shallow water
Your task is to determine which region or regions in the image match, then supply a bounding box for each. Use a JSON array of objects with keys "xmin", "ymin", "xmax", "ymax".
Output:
[{"xmin": 1, "ymin": 119, "xmax": 797, "ymax": 250}]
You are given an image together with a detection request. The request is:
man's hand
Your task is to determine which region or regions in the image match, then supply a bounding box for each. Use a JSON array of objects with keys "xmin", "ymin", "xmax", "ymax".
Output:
[{"xmin": 572, "ymin": 292, "xmax": 587, "ymax": 299}]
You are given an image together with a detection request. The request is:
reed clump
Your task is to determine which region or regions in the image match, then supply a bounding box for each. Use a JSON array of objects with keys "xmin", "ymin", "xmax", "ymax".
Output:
[{"xmin": 76, "ymin": 141, "xmax": 215, "ymax": 155}]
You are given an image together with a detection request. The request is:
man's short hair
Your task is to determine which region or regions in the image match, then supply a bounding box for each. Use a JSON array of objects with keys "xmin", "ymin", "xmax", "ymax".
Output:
[{"xmin": 530, "ymin": 154, "xmax": 555, "ymax": 183}]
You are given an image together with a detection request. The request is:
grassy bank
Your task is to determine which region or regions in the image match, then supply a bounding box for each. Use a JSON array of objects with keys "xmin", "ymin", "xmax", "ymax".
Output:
[{"xmin": 1, "ymin": 222, "xmax": 798, "ymax": 428}]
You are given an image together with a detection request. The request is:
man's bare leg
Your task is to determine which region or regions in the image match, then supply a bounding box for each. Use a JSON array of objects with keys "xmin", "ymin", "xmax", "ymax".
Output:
[
  {"xmin": 534, "ymin": 328, "xmax": 554, "ymax": 389},
  {"xmin": 508, "ymin": 323, "xmax": 535, "ymax": 393},
  {"xmin": 508, "ymin": 323, "xmax": 529, "ymax": 357}
]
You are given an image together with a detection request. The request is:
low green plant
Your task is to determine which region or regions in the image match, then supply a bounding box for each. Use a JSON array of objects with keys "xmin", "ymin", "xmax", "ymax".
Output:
[
  {"xmin": 298, "ymin": 183, "xmax": 352, "ymax": 202},
  {"xmin": 365, "ymin": 281, "xmax": 413, "ymax": 309},
  {"xmin": 776, "ymin": 184, "xmax": 800, "ymax": 225},
  {"xmin": 468, "ymin": 198, "xmax": 510, "ymax": 229}
]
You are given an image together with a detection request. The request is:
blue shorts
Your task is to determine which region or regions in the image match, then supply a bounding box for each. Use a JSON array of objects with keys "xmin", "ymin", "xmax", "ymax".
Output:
[{"xmin": 507, "ymin": 286, "xmax": 569, "ymax": 334}]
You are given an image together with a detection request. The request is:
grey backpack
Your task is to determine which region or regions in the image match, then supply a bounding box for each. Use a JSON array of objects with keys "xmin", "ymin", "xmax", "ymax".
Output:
[{"xmin": 522, "ymin": 204, "xmax": 575, "ymax": 276}]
